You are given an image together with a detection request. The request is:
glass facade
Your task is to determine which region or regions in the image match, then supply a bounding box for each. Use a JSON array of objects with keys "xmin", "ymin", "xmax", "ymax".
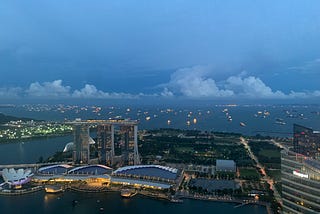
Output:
[
  {"xmin": 120, "ymin": 125, "xmax": 139, "ymax": 166},
  {"xmin": 73, "ymin": 124, "xmax": 90, "ymax": 164},
  {"xmin": 97, "ymin": 124, "xmax": 114, "ymax": 166},
  {"xmin": 72, "ymin": 120, "xmax": 140, "ymax": 166},
  {"xmin": 281, "ymin": 150, "xmax": 320, "ymax": 214},
  {"xmin": 293, "ymin": 124, "xmax": 320, "ymax": 159}
]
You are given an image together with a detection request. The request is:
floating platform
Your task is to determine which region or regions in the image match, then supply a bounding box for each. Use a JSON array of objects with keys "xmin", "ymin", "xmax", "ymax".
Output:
[
  {"xmin": 121, "ymin": 189, "xmax": 137, "ymax": 198},
  {"xmin": 45, "ymin": 185, "xmax": 64, "ymax": 193}
]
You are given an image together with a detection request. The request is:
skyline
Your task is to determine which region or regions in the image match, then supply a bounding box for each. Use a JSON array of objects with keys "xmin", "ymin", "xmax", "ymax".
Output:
[{"xmin": 1, "ymin": 1, "xmax": 320, "ymax": 102}]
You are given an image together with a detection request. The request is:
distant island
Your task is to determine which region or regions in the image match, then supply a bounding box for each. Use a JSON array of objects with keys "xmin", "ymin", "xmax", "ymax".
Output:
[{"xmin": 0, "ymin": 113, "xmax": 38, "ymax": 124}]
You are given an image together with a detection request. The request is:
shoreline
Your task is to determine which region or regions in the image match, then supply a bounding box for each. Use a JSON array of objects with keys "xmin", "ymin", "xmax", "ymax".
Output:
[
  {"xmin": 0, "ymin": 133, "xmax": 72, "ymax": 145},
  {"xmin": 0, "ymin": 184, "xmax": 270, "ymax": 213}
]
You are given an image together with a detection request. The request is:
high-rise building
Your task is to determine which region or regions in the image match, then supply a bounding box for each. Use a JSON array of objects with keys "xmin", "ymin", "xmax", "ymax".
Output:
[
  {"xmin": 73, "ymin": 123, "xmax": 90, "ymax": 164},
  {"xmin": 97, "ymin": 124, "xmax": 114, "ymax": 166},
  {"xmin": 120, "ymin": 124, "xmax": 139, "ymax": 165},
  {"xmin": 70, "ymin": 119, "xmax": 140, "ymax": 166},
  {"xmin": 293, "ymin": 124, "xmax": 320, "ymax": 159},
  {"xmin": 281, "ymin": 124, "xmax": 320, "ymax": 213},
  {"xmin": 97, "ymin": 122, "xmax": 140, "ymax": 166},
  {"xmin": 281, "ymin": 150, "xmax": 320, "ymax": 213}
]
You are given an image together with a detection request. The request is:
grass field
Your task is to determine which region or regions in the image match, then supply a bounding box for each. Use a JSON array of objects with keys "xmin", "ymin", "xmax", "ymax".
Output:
[
  {"xmin": 259, "ymin": 149, "xmax": 280, "ymax": 158},
  {"xmin": 175, "ymin": 147, "xmax": 194, "ymax": 152},
  {"xmin": 239, "ymin": 168, "xmax": 260, "ymax": 179}
]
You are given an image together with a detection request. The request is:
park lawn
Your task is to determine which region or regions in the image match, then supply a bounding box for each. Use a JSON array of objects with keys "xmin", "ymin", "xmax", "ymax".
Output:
[
  {"xmin": 175, "ymin": 146, "xmax": 194, "ymax": 152},
  {"xmin": 239, "ymin": 168, "xmax": 260, "ymax": 178},
  {"xmin": 259, "ymin": 149, "xmax": 280, "ymax": 158}
]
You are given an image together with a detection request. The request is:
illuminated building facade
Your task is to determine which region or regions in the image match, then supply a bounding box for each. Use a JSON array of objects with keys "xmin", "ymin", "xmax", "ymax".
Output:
[
  {"xmin": 97, "ymin": 122, "xmax": 140, "ymax": 166},
  {"xmin": 97, "ymin": 124, "xmax": 115, "ymax": 166},
  {"xmin": 120, "ymin": 124, "xmax": 139, "ymax": 166},
  {"xmin": 281, "ymin": 150, "xmax": 320, "ymax": 213},
  {"xmin": 70, "ymin": 119, "xmax": 140, "ymax": 166},
  {"xmin": 293, "ymin": 124, "xmax": 320, "ymax": 159},
  {"xmin": 73, "ymin": 123, "xmax": 90, "ymax": 164}
]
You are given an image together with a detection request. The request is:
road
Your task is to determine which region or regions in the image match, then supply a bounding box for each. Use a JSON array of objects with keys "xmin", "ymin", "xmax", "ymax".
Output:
[{"xmin": 240, "ymin": 137, "xmax": 282, "ymax": 206}]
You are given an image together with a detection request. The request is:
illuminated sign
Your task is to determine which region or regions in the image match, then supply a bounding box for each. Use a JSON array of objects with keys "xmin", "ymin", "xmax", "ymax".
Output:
[{"xmin": 293, "ymin": 170, "xmax": 309, "ymax": 178}]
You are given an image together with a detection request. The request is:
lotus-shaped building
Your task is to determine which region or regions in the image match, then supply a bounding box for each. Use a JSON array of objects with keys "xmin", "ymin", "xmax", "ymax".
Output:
[{"xmin": 2, "ymin": 168, "xmax": 33, "ymax": 186}]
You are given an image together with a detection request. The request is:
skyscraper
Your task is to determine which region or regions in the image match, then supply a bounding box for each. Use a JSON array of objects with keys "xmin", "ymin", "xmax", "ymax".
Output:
[
  {"xmin": 97, "ymin": 124, "xmax": 114, "ymax": 166},
  {"xmin": 281, "ymin": 150, "xmax": 320, "ymax": 213},
  {"xmin": 70, "ymin": 119, "xmax": 140, "ymax": 166},
  {"xmin": 73, "ymin": 123, "xmax": 90, "ymax": 164},
  {"xmin": 120, "ymin": 124, "xmax": 139, "ymax": 166},
  {"xmin": 281, "ymin": 124, "xmax": 320, "ymax": 213},
  {"xmin": 293, "ymin": 124, "xmax": 320, "ymax": 159}
]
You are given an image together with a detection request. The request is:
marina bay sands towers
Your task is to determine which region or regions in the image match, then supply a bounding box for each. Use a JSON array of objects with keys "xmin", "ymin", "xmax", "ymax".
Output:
[
  {"xmin": 73, "ymin": 123, "xmax": 90, "ymax": 164},
  {"xmin": 71, "ymin": 119, "xmax": 140, "ymax": 166}
]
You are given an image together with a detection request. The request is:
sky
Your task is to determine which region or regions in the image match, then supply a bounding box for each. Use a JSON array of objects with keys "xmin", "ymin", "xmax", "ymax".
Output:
[{"xmin": 1, "ymin": 0, "xmax": 320, "ymax": 102}]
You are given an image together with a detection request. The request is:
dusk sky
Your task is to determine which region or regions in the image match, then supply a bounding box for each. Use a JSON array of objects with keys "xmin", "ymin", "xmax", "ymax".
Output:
[{"xmin": 1, "ymin": 0, "xmax": 320, "ymax": 101}]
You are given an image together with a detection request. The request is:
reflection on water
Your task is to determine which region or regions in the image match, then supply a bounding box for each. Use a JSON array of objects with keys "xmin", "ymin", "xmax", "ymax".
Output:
[
  {"xmin": 18, "ymin": 143, "xmax": 25, "ymax": 163},
  {"xmin": 0, "ymin": 191, "xmax": 267, "ymax": 214},
  {"xmin": 0, "ymin": 135, "xmax": 72, "ymax": 164}
]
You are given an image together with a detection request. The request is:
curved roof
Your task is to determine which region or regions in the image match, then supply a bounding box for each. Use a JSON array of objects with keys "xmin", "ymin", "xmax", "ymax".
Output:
[
  {"xmin": 38, "ymin": 164, "xmax": 73, "ymax": 174},
  {"xmin": 63, "ymin": 142, "xmax": 75, "ymax": 152},
  {"xmin": 2, "ymin": 168, "xmax": 33, "ymax": 185},
  {"xmin": 113, "ymin": 165, "xmax": 178, "ymax": 180},
  {"xmin": 88, "ymin": 137, "xmax": 96, "ymax": 145},
  {"xmin": 63, "ymin": 137, "xmax": 95, "ymax": 153},
  {"xmin": 68, "ymin": 164, "xmax": 112, "ymax": 175}
]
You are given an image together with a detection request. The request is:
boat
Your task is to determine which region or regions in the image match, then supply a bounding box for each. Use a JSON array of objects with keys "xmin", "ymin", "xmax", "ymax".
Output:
[
  {"xmin": 45, "ymin": 185, "xmax": 64, "ymax": 193},
  {"xmin": 171, "ymin": 198, "xmax": 183, "ymax": 203},
  {"xmin": 275, "ymin": 118, "xmax": 286, "ymax": 125},
  {"xmin": 121, "ymin": 189, "xmax": 136, "ymax": 198},
  {"xmin": 240, "ymin": 122, "xmax": 246, "ymax": 127}
]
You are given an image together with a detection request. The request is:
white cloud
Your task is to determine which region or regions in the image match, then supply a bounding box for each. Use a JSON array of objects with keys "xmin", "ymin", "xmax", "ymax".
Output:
[
  {"xmin": 288, "ymin": 90, "xmax": 320, "ymax": 99},
  {"xmin": 25, "ymin": 80, "xmax": 138, "ymax": 99},
  {"xmin": 225, "ymin": 76, "xmax": 286, "ymax": 98},
  {"xmin": 26, "ymin": 80, "xmax": 71, "ymax": 97},
  {"xmin": 163, "ymin": 66, "xmax": 320, "ymax": 99},
  {"xmin": 72, "ymin": 84, "xmax": 137, "ymax": 99},
  {"xmin": 166, "ymin": 66, "xmax": 233, "ymax": 97},
  {"xmin": 0, "ymin": 74, "xmax": 319, "ymax": 100},
  {"xmin": 160, "ymin": 88, "xmax": 174, "ymax": 97}
]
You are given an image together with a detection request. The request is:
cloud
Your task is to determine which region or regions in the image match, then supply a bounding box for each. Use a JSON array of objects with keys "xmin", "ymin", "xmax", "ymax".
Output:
[
  {"xmin": 26, "ymin": 80, "xmax": 71, "ymax": 97},
  {"xmin": 166, "ymin": 66, "xmax": 234, "ymax": 97},
  {"xmin": 288, "ymin": 90, "xmax": 320, "ymax": 99},
  {"xmin": 163, "ymin": 66, "xmax": 320, "ymax": 99},
  {"xmin": 72, "ymin": 84, "xmax": 137, "ymax": 99},
  {"xmin": 225, "ymin": 76, "xmax": 286, "ymax": 98},
  {"xmin": 25, "ymin": 80, "xmax": 138, "ymax": 99},
  {"xmin": 160, "ymin": 88, "xmax": 174, "ymax": 97},
  {"xmin": 288, "ymin": 58, "xmax": 320, "ymax": 74},
  {"xmin": 0, "ymin": 87, "xmax": 22, "ymax": 98},
  {"xmin": 0, "ymin": 74, "xmax": 319, "ymax": 100}
]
